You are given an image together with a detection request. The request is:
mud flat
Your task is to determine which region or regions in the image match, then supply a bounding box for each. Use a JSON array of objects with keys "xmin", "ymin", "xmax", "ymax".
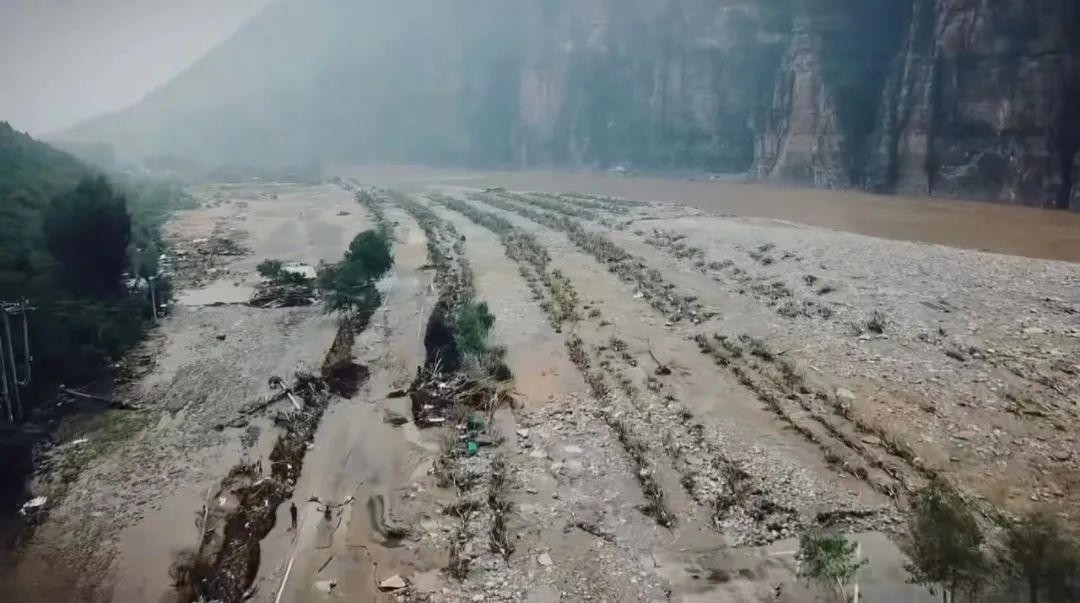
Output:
[
  {"xmin": 5, "ymin": 171, "xmax": 1076, "ymax": 602},
  {"xmin": 0, "ymin": 183, "xmax": 379, "ymax": 601}
]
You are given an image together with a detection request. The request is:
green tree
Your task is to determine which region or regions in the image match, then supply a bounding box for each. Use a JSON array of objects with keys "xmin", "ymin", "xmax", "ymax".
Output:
[
  {"xmin": 906, "ymin": 481, "xmax": 989, "ymax": 602},
  {"xmin": 44, "ymin": 176, "xmax": 131, "ymax": 298},
  {"xmin": 797, "ymin": 530, "xmax": 866, "ymax": 602},
  {"xmin": 456, "ymin": 300, "xmax": 496, "ymax": 356},
  {"xmin": 1005, "ymin": 510, "xmax": 1080, "ymax": 603},
  {"xmin": 344, "ymin": 230, "xmax": 393, "ymax": 280},
  {"xmin": 319, "ymin": 230, "xmax": 393, "ymax": 314}
]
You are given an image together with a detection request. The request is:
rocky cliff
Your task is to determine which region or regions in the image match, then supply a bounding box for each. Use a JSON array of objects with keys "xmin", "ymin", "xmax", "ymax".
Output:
[{"xmin": 62, "ymin": 0, "xmax": 1080, "ymax": 208}]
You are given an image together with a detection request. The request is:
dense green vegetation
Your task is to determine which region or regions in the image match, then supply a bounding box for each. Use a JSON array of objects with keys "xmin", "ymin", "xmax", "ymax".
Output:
[
  {"xmin": 900, "ymin": 480, "xmax": 1080, "ymax": 601},
  {"xmin": 455, "ymin": 300, "xmax": 496, "ymax": 358},
  {"xmin": 318, "ymin": 229, "xmax": 394, "ymax": 315},
  {"xmin": 0, "ymin": 122, "xmax": 193, "ymax": 398}
]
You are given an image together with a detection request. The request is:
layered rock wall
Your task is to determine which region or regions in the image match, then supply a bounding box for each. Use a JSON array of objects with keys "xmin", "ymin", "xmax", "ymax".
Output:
[
  {"xmin": 64, "ymin": 0, "xmax": 1080, "ymax": 208},
  {"xmin": 507, "ymin": 0, "xmax": 1080, "ymax": 208}
]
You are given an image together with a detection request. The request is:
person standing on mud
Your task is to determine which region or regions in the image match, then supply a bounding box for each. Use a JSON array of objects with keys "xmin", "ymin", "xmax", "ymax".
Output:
[{"xmin": 289, "ymin": 501, "xmax": 298, "ymax": 530}]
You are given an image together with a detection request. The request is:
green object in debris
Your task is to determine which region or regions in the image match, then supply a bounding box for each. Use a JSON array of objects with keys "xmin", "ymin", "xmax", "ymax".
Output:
[
  {"xmin": 467, "ymin": 414, "xmax": 485, "ymax": 431},
  {"xmin": 466, "ymin": 441, "xmax": 479, "ymax": 456}
]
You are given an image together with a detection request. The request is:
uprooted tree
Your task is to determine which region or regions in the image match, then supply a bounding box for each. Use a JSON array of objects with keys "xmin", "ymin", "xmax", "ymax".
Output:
[
  {"xmin": 906, "ymin": 480, "xmax": 990, "ymax": 602},
  {"xmin": 797, "ymin": 529, "xmax": 866, "ymax": 602}
]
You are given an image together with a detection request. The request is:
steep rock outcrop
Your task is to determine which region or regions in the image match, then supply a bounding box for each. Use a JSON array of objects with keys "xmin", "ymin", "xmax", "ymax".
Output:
[
  {"xmin": 514, "ymin": 1, "xmax": 790, "ymax": 172},
  {"xmin": 61, "ymin": 0, "xmax": 1080, "ymax": 208},
  {"xmin": 901, "ymin": 0, "xmax": 1080, "ymax": 206}
]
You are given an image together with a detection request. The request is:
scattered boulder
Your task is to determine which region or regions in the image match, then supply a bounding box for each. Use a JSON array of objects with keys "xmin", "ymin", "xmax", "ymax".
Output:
[
  {"xmin": 378, "ymin": 574, "xmax": 407, "ymax": 591},
  {"xmin": 835, "ymin": 388, "xmax": 856, "ymax": 402}
]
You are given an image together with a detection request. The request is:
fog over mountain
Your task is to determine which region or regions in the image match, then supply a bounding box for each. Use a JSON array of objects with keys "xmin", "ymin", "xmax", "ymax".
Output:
[
  {"xmin": 0, "ymin": 0, "xmax": 268, "ymax": 135},
  {"xmin": 61, "ymin": 0, "xmax": 1080, "ymax": 208}
]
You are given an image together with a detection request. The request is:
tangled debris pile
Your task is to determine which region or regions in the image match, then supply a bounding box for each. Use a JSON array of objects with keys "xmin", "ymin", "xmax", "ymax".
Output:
[
  {"xmin": 320, "ymin": 315, "xmax": 371, "ymax": 397},
  {"xmin": 172, "ymin": 372, "xmax": 335, "ymax": 603},
  {"xmin": 166, "ymin": 224, "xmax": 250, "ymax": 289},
  {"xmin": 643, "ymin": 227, "xmax": 838, "ymax": 321},
  {"xmin": 247, "ymin": 282, "xmax": 316, "ymax": 308},
  {"xmin": 428, "ymin": 194, "xmax": 579, "ymax": 331},
  {"xmin": 376, "ymin": 190, "xmax": 522, "ymax": 586},
  {"xmin": 492, "ymin": 189, "xmax": 610, "ymax": 227}
]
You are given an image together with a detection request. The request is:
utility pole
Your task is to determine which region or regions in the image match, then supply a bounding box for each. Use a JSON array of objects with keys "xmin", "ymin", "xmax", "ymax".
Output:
[
  {"xmin": 149, "ymin": 276, "xmax": 158, "ymax": 324},
  {"xmin": 3, "ymin": 311, "xmax": 22, "ymax": 419},
  {"xmin": 19, "ymin": 300, "xmax": 31, "ymax": 384},
  {"xmin": 0, "ymin": 299, "xmax": 34, "ymax": 423},
  {"xmin": 0, "ymin": 331, "xmax": 11, "ymax": 423}
]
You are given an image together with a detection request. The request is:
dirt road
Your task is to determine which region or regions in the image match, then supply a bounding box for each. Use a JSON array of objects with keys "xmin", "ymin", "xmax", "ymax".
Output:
[{"xmin": 5, "ymin": 170, "xmax": 1077, "ymax": 602}]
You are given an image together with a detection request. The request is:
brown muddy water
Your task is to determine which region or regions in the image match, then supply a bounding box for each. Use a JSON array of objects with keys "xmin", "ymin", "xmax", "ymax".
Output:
[{"xmin": 343, "ymin": 165, "xmax": 1080, "ymax": 263}]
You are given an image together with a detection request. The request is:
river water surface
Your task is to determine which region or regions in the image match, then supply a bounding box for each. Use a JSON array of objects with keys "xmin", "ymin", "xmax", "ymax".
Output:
[{"xmin": 343, "ymin": 165, "xmax": 1080, "ymax": 263}]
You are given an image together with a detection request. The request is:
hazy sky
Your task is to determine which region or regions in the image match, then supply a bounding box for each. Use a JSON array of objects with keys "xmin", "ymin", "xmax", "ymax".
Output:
[{"xmin": 0, "ymin": 0, "xmax": 271, "ymax": 136}]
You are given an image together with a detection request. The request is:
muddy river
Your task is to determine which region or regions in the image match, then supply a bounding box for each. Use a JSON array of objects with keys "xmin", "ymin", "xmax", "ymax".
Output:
[{"xmin": 343, "ymin": 165, "xmax": 1080, "ymax": 263}]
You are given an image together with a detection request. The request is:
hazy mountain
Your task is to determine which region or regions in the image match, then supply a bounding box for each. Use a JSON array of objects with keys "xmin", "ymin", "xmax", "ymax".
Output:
[{"xmin": 60, "ymin": 0, "xmax": 1080, "ymax": 208}]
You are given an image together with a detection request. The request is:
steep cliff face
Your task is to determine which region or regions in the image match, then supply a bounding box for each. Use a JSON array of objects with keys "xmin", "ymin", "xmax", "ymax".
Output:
[
  {"xmin": 510, "ymin": 0, "xmax": 1080, "ymax": 208},
  {"xmin": 62, "ymin": 0, "xmax": 1080, "ymax": 208},
  {"xmin": 867, "ymin": 0, "xmax": 1080, "ymax": 207},
  {"xmin": 512, "ymin": 1, "xmax": 791, "ymax": 172}
]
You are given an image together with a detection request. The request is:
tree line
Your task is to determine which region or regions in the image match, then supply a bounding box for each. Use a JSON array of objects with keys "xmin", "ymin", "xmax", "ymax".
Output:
[{"xmin": 0, "ymin": 122, "xmax": 194, "ymax": 411}]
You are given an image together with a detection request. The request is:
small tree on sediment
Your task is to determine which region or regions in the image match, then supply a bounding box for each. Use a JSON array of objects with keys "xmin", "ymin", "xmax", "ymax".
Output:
[
  {"xmin": 344, "ymin": 230, "xmax": 392, "ymax": 279},
  {"xmin": 797, "ymin": 529, "xmax": 866, "ymax": 602},
  {"xmin": 1005, "ymin": 509, "xmax": 1080, "ymax": 603},
  {"xmin": 318, "ymin": 230, "xmax": 392, "ymax": 314},
  {"xmin": 906, "ymin": 480, "xmax": 989, "ymax": 602},
  {"xmin": 455, "ymin": 300, "xmax": 495, "ymax": 357}
]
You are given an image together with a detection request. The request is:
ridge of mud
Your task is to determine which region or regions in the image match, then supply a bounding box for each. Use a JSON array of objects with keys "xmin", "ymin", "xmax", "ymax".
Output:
[
  {"xmin": 434, "ymin": 193, "xmax": 891, "ymax": 545},
  {"xmin": 169, "ymin": 186, "xmax": 394, "ymax": 602},
  {"xmin": 172, "ymin": 360, "xmax": 365, "ymax": 601},
  {"xmin": 375, "ymin": 188, "xmax": 517, "ymax": 587},
  {"xmin": 469, "ymin": 189, "xmax": 1017, "ymax": 531},
  {"xmin": 474, "ymin": 192, "xmax": 715, "ymax": 325}
]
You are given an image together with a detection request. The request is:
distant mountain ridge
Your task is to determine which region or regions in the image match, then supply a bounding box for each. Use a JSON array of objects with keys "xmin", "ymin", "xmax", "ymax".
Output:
[
  {"xmin": 1, "ymin": 121, "xmax": 88, "ymax": 201},
  {"xmin": 61, "ymin": 0, "xmax": 1080, "ymax": 209}
]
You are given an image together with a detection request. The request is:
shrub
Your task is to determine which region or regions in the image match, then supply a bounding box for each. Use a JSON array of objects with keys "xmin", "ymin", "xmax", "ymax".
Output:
[
  {"xmin": 344, "ymin": 230, "xmax": 393, "ymax": 281},
  {"xmin": 456, "ymin": 300, "xmax": 495, "ymax": 357},
  {"xmin": 256, "ymin": 259, "xmax": 284, "ymax": 279}
]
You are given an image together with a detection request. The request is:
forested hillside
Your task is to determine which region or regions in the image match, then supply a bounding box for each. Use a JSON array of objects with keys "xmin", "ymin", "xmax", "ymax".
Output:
[{"xmin": 0, "ymin": 122, "xmax": 191, "ymax": 406}]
